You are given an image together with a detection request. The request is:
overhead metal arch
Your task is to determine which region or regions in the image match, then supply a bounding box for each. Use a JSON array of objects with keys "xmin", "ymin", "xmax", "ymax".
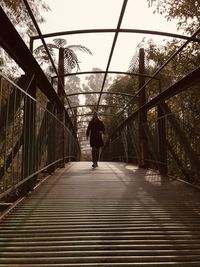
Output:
[
  {"xmin": 74, "ymin": 112, "xmax": 119, "ymax": 118},
  {"xmin": 77, "ymin": 132, "xmax": 86, "ymax": 135},
  {"xmin": 52, "ymin": 70, "xmax": 159, "ymax": 80},
  {"xmin": 66, "ymin": 91, "xmax": 138, "ymax": 98},
  {"xmin": 30, "ymin": 28, "xmax": 200, "ymax": 49},
  {"xmin": 76, "ymin": 120, "xmax": 90, "ymax": 124},
  {"xmin": 77, "ymin": 127, "xmax": 88, "ymax": 130},
  {"xmin": 67, "ymin": 104, "xmax": 125, "ymax": 111}
]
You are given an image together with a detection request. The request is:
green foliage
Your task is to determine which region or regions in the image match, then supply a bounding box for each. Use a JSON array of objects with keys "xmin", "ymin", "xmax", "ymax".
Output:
[
  {"xmin": 104, "ymin": 75, "xmax": 139, "ymax": 136},
  {"xmin": 0, "ymin": 0, "xmax": 50, "ymax": 78},
  {"xmin": 147, "ymin": 0, "xmax": 200, "ymax": 35},
  {"xmin": 1, "ymin": 0, "xmax": 50, "ymax": 37},
  {"xmin": 105, "ymin": 75, "xmax": 136, "ymax": 107},
  {"xmin": 144, "ymin": 0, "xmax": 200, "ymax": 181},
  {"xmin": 83, "ymin": 68, "xmax": 109, "ymax": 108},
  {"xmin": 141, "ymin": 35, "xmax": 200, "ymax": 102},
  {"xmin": 34, "ymin": 45, "xmax": 57, "ymax": 79},
  {"xmin": 65, "ymin": 75, "xmax": 81, "ymax": 107},
  {"xmin": 146, "ymin": 38, "xmax": 200, "ymax": 80}
]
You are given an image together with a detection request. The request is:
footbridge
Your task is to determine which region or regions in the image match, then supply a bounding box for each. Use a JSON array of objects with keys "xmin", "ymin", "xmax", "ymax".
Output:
[{"xmin": 0, "ymin": 1, "xmax": 200, "ymax": 266}]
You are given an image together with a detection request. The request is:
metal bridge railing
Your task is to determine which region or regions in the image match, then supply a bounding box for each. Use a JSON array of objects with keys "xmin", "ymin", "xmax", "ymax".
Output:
[
  {"xmin": 101, "ymin": 70, "xmax": 200, "ymax": 185},
  {"xmin": 0, "ymin": 73, "xmax": 80, "ymax": 201}
]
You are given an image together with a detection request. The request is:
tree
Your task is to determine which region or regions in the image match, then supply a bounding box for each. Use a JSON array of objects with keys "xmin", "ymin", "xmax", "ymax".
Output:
[
  {"xmin": 65, "ymin": 75, "xmax": 81, "ymax": 115},
  {"xmin": 64, "ymin": 75, "xmax": 82, "ymax": 132},
  {"xmin": 34, "ymin": 38, "xmax": 92, "ymax": 73},
  {"xmin": 34, "ymin": 38, "xmax": 92, "ymax": 166},
  {"xmin": 34, "ymin": 38, "xmax": 92, "ymax": 102},
  {"xmin": 140, "ymin": 0, "xmax": 200, "ymax": 180},
  {"xmin": 147, "ymin": 0, "xmax": 200, "ymax": 35},
  {"xmin": 140, "ymin": 0, "xmax": 200, "ymax": 102},
  {"xmin": 103, "ymin": 75, "xmax": 139, "ymax": 136},
  {"xmin": 0, "ymin": 0, "xmax": 50, "ymax": 77},
  {"xmin": 1, "ymin": 0, "xmax": 50, "ymax": 37},
  {"xmin": 82, "ymin": 68, "xmax": 112, "ymax": 110},
  {"xmin": 145, "ymin": 0, "xmax": 200, "ymax": 72}
]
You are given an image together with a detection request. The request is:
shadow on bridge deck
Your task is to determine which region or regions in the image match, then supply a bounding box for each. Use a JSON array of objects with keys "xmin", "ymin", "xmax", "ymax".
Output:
[{"xmin": 1, "ymin": 161, "xmax": 200, "ymax": 266}]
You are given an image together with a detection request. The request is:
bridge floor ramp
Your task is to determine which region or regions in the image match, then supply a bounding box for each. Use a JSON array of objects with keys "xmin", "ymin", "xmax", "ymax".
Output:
[{"xmin": 1, "ymin": 161, "xmax": 200, "ymax": 266}]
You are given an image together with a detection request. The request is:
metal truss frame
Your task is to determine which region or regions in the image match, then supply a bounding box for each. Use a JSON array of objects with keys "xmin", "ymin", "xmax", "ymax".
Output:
[{"xmin": 1, "ymin": 0, "xmax": 200, "ymax": 148}]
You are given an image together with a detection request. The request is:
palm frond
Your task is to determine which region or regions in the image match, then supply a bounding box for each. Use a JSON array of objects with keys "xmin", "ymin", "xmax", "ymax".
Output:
[
  {"xmin": 64, "ymin": 49, "xmax": 80, "ymax": 72},
  {"xmin": 33, "ymin": 39, "xmax": 92, "ymax": 74},
  {"xmin": 46, "ymin": 43, "xmax": 59, "ymax": 49},
  {"xmin": 128, "ymin": 51, "xmax": 149, "ymax": 73},
  {"xmin": 128, "ymin": 52, "xmax": 139, "ymax": 72},
  {"xmin": 53, "ymin": 38, "xmax": 67, "ymax": 48},
  {"xmin": 34, "ymin": 43, "xmax": 58, "ymax": 54},
  {"xmin": 67, "ymin": 45, "xmax": 93, "ymax": 55}
]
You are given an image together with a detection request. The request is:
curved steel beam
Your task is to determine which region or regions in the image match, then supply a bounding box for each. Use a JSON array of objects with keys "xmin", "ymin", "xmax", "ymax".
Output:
[
  {"xmin": 31, "ymin": 29, "xmax": 200, "ymax": 43},
  {"xmin": 67, "ymin": 104, "xmax": 124, "ymax": 110},
  {"xmin": 72, "ymin": 112, "xmax": 122, "ymax": 117},
  {"xmin": 77, "ymin": 128, "xmax": 87, "ymax": 131},
  {"xmin": 66, "ymin": 91, "xmax": 137, "ymax": 98},
  {"xmin": 52, "ymin": 70, "xmax": 158, "ymax": 80},
  {"xmin": 77, "ymin": 131, "xmax": 87, "ymax": 136}
]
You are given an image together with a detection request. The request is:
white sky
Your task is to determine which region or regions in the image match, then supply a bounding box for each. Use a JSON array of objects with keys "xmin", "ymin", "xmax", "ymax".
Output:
[{"xmin": 37, "ymin": 0, "xmax": 181, "ymax": 72}]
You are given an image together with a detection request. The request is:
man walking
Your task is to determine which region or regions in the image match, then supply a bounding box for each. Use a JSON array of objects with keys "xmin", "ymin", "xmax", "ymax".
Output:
[{"xmin": 86, "ymin": 111, "xmax": 105, "ymax": 168}]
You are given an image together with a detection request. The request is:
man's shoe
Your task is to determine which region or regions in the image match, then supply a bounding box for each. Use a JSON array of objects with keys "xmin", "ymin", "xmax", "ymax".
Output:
[{"xmin": 92, "ymin": 163, "xmax": 96, "ymax": 168}]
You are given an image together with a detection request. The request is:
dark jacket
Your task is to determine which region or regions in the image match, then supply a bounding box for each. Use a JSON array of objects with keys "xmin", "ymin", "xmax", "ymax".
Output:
[{"xmin": 86, "ymin": 118, "xmax": 105, "ymax": 147}]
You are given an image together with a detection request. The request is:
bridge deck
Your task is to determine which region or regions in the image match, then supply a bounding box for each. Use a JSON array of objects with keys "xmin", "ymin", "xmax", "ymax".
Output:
[{"xmin": 1, "ymin": 161, "xmax": 200, "ymax": 266}]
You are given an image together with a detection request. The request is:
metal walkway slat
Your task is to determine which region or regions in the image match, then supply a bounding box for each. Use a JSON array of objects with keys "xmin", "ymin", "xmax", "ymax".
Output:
[{"xmin": 0, "ymin": 162, "xmax": 200, "ymax": 266}]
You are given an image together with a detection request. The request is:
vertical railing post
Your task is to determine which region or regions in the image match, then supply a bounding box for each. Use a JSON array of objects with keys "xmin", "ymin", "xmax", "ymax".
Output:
[
  {"xmin": 127, "ymin": 123, "xmax": 133, "ymax": 163},
  {"xmin": 22, "ymin": 75, "xmax": 37, "ymax": 194},
  {"xmin": 138, "ymin": 48, "xmax": 148, "ymax": 168},
  {"xmin": 65, "ymin": 114, "xmax": 71, "ymax": 163},
  {"xmin": 121, "ymin": 128, "xmax": 128, "ymax": 162},
  {"xmin": 158, "ymin": 102, "xmax": 167, "ymax": 174},
  {"xmin": 47, "ymin": 102, "xmax": 56, "ymax": 173}
]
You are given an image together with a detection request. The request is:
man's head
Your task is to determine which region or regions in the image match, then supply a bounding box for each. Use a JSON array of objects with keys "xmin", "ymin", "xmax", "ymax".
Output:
[{"xmin": 93, "ymin": 111, "xmax": 98, "ymax": 118}]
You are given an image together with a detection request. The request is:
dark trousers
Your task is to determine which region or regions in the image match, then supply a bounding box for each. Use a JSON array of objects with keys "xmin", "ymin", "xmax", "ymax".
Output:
[{"xmin": 92, "ymin": 146, "xmax": 100, "ymax": 164}]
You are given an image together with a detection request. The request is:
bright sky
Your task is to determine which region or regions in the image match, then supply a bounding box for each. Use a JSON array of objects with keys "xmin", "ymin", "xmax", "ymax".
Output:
[{"xmin": 37, "ymin": 0, "xmax": 181, "ymax": 72}]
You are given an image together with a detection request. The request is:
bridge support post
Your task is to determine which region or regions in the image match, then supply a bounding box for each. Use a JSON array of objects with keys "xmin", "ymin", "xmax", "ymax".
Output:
[
  {"xmin": 138, "ymin": 48, "xmax": 148, "ymax": 168},
  {"xmin": 57, "ymin": 47, "xmax": 65, "ymax": 168}
]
